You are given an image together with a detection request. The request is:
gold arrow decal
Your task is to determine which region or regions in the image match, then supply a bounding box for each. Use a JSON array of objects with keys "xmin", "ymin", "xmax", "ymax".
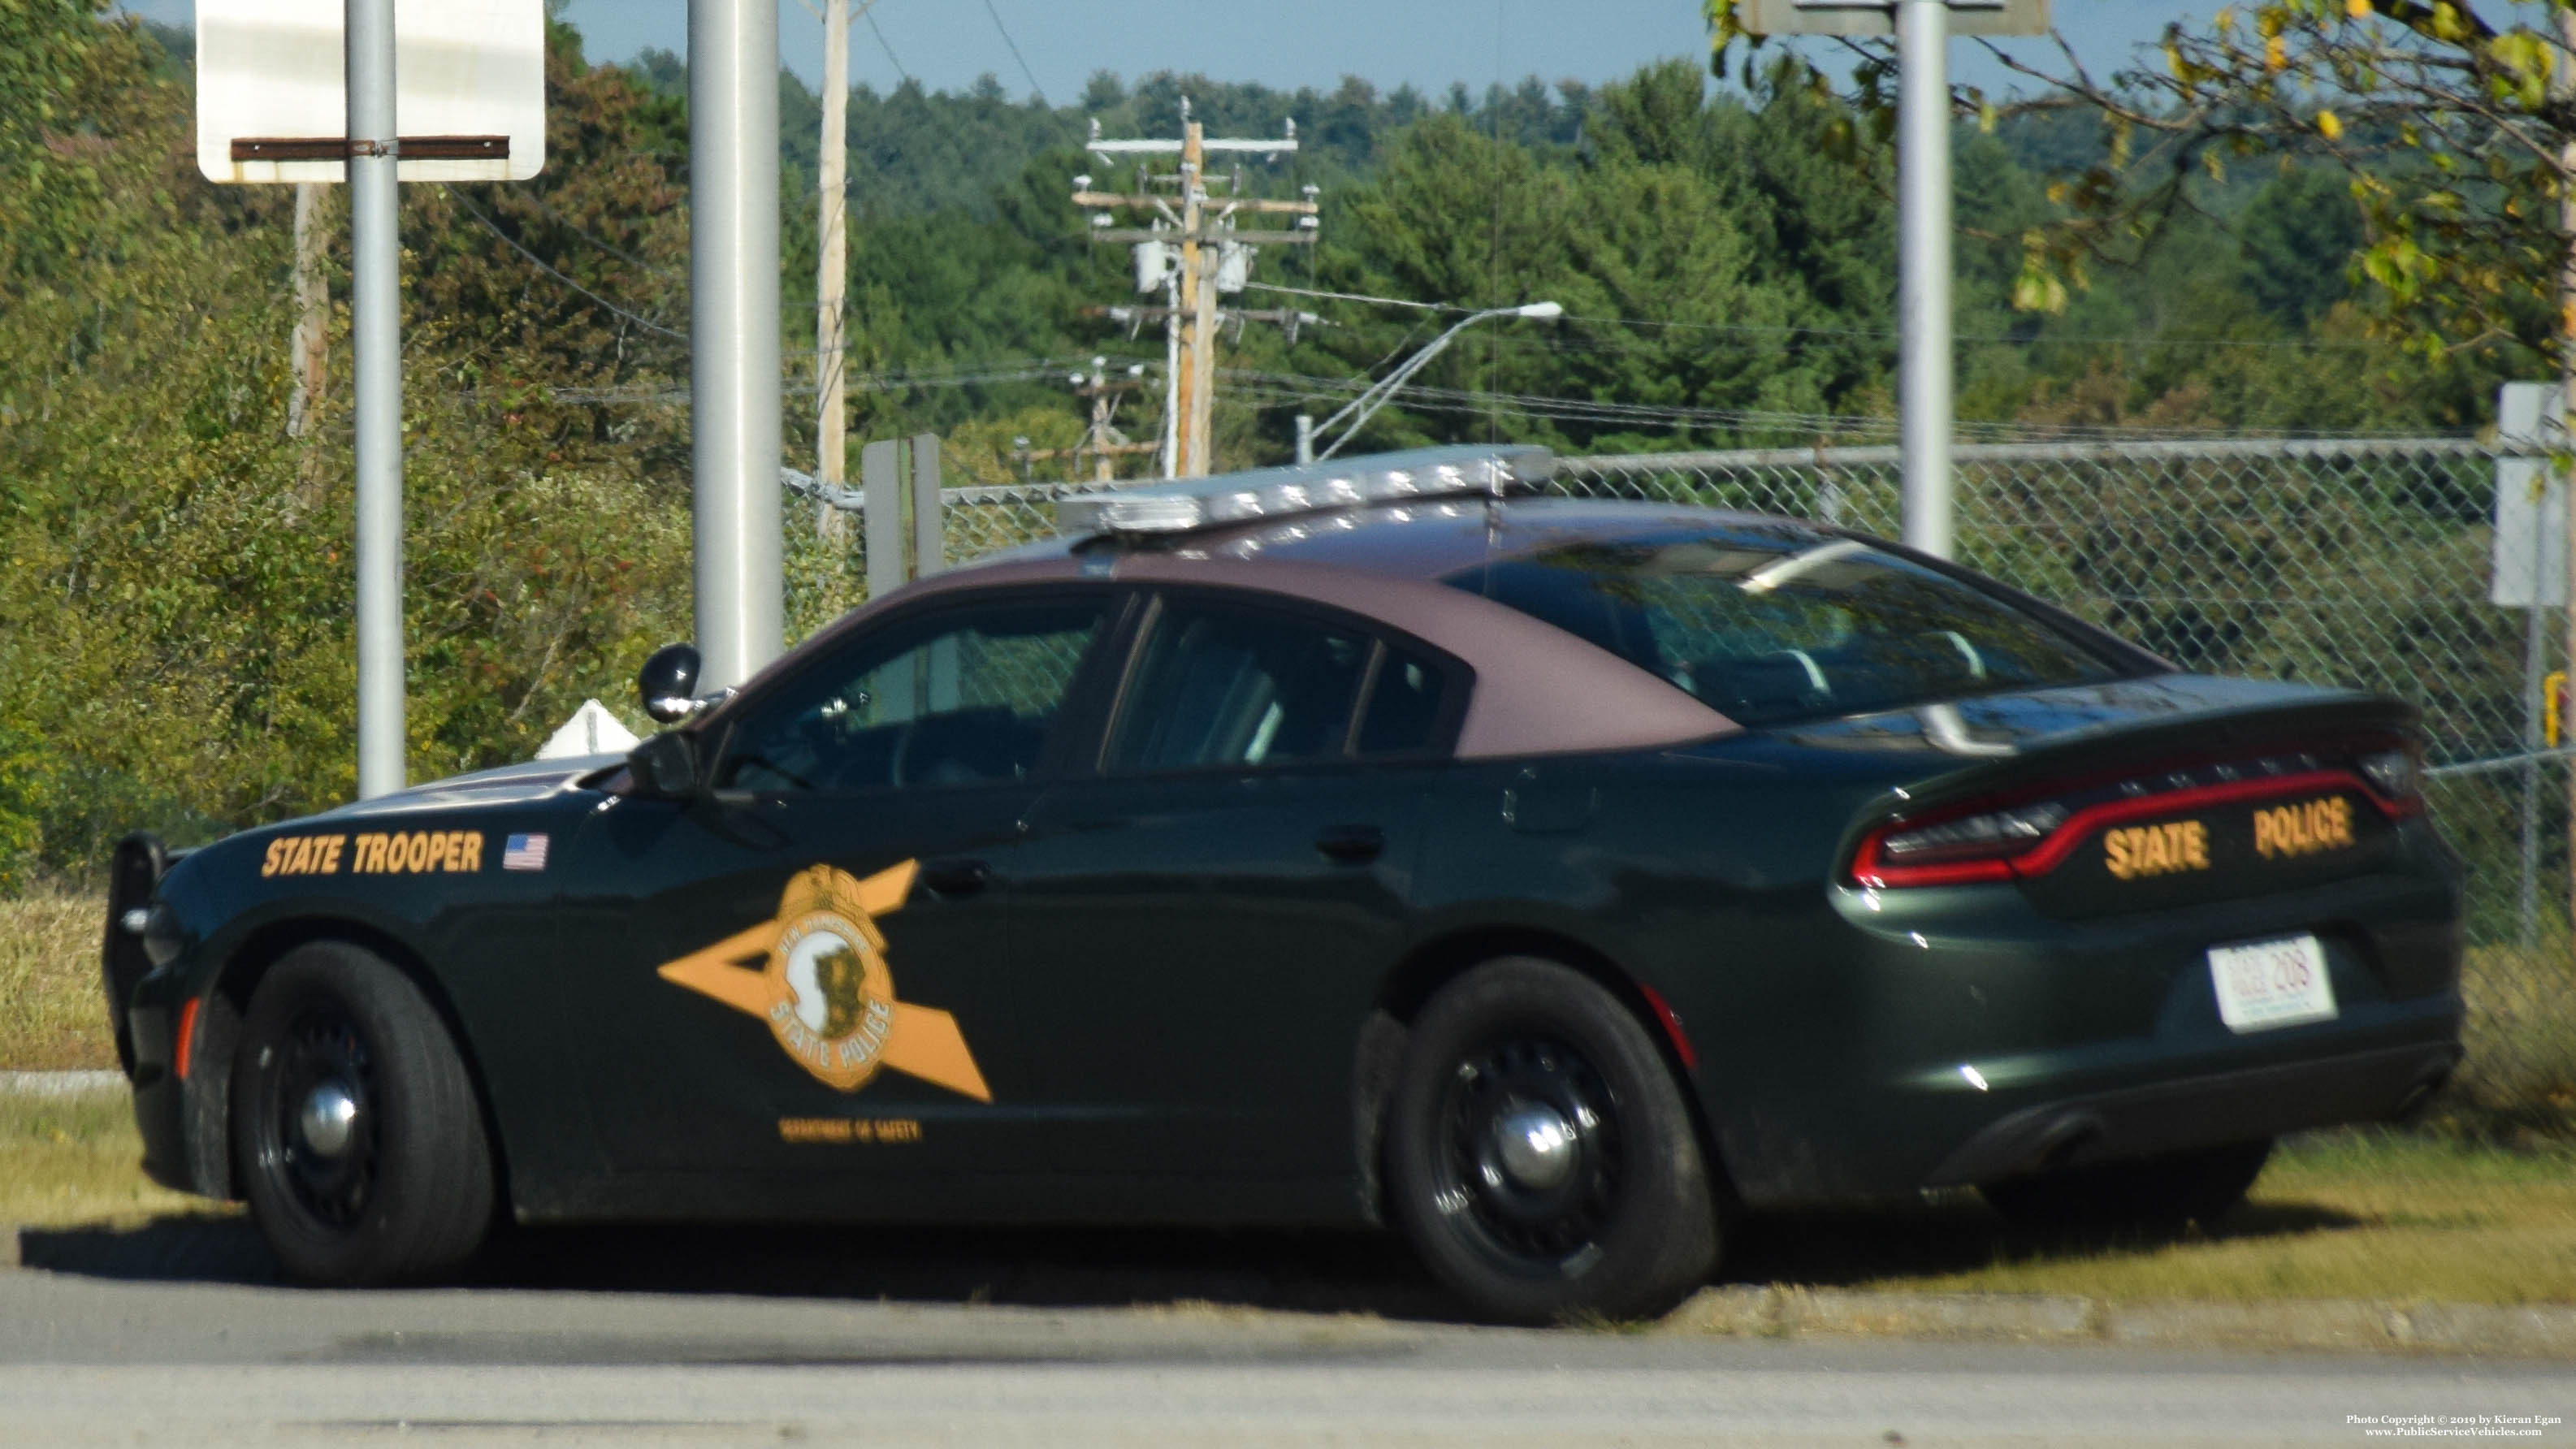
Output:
[{"xmin": 656, "ymin": 859, "xmax": 990, "ymax": 1102}]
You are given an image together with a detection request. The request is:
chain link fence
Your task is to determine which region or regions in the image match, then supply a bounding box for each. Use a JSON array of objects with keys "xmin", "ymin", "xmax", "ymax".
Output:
[
  {"xmin": 830, "ymin": 436, "xmax": 2574, "ymax": 1117},
  {"xmin": 1557, "ymin": 440, "xmax": 2571, "ymax": 1119}
]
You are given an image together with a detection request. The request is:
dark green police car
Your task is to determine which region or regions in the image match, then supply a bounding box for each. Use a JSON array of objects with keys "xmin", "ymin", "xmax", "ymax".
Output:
[{"xmin": 102, "ymin": 445, "xmax": 2461, "ymax": 1321}]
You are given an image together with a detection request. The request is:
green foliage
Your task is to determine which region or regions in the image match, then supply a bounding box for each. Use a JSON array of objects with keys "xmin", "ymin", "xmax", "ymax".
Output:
[
  {"xmin": 0, "ymin": 8, "xmax": 2438, "ymax": 888},
  {"xmin": 0, "ymin": 7, "xmax": 697, "ymax": 884}
]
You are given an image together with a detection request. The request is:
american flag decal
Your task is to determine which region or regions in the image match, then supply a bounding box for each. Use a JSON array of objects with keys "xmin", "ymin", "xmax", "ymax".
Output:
[{"xmin": 501, "ymin": 833, "xmax": 550, "ymax": 872}]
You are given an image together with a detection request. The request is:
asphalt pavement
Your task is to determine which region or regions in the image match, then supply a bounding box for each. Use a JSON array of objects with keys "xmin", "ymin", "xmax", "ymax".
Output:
[{"xmin": 1, "ymin": 1220, "xmax": 2570, "ymax": 1447}]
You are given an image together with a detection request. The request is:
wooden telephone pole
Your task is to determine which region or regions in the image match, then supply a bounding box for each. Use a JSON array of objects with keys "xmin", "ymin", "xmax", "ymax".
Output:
[
  {"xmin": 812, "ymin": 0, "xmax": 861, "ymax": 539},
  {"xmin": 287, "ymin": 181, "xmax": 327, "ymax": 439},
  {"xmin": 1016, "ymin": 357, "xmax": 1159, "ymax": 482},
  {"xmin": 1079, "ymin": 104, "xmax": 1313, "ymax": 477}
]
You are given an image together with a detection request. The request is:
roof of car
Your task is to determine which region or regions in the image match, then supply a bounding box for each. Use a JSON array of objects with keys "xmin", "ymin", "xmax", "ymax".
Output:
[{"xmin": 744, "ymin": 495, "xmax": 1777, "ymax": 759}]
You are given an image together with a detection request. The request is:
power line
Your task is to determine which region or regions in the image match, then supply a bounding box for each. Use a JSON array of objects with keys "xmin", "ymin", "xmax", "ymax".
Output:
[
  {"xmin": 506, "ymin": 187, "xmax": 675, "ymax": 276},
  {"xmin": 443, "ymin": 186, "xmax": 688, "ymax": 342},
  {"xmin": 864, "ymin": 7, "xmax": 911, "ymax": 83},
  {"xmin": 1245, "ymin": 282, "xmax": 2400, "ymax": 353},
  {"xmin": 977, "ymin": 0, "xmax": 1050, "ymax": 108}
]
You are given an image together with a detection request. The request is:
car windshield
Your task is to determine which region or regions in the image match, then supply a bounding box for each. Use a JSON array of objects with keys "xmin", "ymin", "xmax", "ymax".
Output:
[{"xmin": 1448, "ymin": 528, "xmax": 2126, "ymax": 726}]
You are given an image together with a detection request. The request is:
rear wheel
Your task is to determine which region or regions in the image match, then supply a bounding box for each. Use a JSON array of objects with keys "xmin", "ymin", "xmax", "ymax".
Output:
[
  {"xmin": 1383, "ymin": 958, "xmax": 1719, "ymax": 1324},
  {"xmin": 232, "ymin": 941, "xmax": 496, "ymax": 1285},
  {"xmin": 1981, "ymin": 1139, "xmax": 2272, "ymax": 1231}
]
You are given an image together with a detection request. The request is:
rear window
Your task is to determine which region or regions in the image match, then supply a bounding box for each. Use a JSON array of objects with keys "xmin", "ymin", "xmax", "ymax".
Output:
[{"xmin": 1448, "ymin": 530, "xmax": 2124, "ymax": 726}]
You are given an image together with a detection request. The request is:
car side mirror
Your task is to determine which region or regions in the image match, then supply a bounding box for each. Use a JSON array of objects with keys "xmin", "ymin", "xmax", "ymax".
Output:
[
  {"xmin": 639, "ymin": 643, "xmax": 702, "ymax": 724},
  {"xmin": 628, "ymin": 730, "xmax": 704, "ymax": 798}
]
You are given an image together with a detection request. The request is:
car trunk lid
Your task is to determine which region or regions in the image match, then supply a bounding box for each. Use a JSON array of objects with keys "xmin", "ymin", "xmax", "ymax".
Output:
[{"xmin": 1768, "ymin": 674, "xmax": 2421, "ymax": 916}]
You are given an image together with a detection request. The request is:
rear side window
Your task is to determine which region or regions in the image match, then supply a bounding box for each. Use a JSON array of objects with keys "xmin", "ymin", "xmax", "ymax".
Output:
[
  {"xmin": 1452, "ymin": 531, "xmax": 2121, "ymax": 726},
  {"xmin": 1110, "ymin": 600, "xmax": 1371, "ymax": 772},
  {"xmin": 1356, "ymin": 644, "xmax": 1448, "ymax": 756},
  {"xmin": 1108, "ymin": 599, "xmax": 1459, "ymax": 772}
]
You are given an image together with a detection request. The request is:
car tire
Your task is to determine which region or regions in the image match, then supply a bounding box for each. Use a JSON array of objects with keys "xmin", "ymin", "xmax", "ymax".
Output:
[
  {"xmin": 232, "ymin": 941, "xmax": 496, "ymax": 1285},
  {"xmin": 1981, "ymin": 1138, "xmax": 2273, "ymax": 1231},
  {"xmin": 1383, "ymin": 957, "xmax": 1720, "ymax": 1325}
]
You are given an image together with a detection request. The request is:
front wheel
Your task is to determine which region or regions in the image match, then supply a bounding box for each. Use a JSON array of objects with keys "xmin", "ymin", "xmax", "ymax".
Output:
[
  {"xmin": 232, "ymin": 941, "xmax": 496, "ymax": 1285},
  {"xmin": 1981, "ymin": 1139, "xmax": 2273, "ymax": 1231},
  {"xmin": 1383, "ymin": 958, "xmax": 1720, "ymax": 1324}
]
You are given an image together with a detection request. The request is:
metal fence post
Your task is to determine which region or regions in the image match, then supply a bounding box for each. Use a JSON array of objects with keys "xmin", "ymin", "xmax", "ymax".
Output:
[
  {"xmin": 911, "ymin": 434, "xmax": 945, "ymax": 578},
  {"xmin": 861, "ymin": 438, "xmax": 903, "ymax": 599}
]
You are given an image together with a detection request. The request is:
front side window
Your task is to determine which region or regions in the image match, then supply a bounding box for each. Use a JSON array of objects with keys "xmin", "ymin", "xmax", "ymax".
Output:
[
  {"xmin": 717, "ymin": 597, "xmax": 1107, "ymax": 792},
  {"xmin": 1453, "ymin": 530, "xmax": 2124, "ymax": 726}
]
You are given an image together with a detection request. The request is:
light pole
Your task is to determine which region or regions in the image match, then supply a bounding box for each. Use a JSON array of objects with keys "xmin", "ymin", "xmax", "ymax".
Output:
[{"xmin": 1312, "ymin": 301, "xmax": 1561, "ymax": 461}]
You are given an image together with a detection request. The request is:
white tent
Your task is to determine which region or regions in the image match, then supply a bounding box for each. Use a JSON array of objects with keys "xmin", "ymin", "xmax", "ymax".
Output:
[{"xmin": 536, "ymin": 699, "xmax": 640, "ymax": 759}]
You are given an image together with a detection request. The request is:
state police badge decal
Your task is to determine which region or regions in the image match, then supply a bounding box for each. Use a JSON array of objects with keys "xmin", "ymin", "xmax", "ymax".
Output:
[{"xmin": 655, "ymin": 860, "xmax": 991, "ymax": 1101}]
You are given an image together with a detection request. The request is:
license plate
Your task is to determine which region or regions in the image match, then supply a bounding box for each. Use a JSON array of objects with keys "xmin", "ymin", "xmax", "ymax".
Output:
[{"xmin": 2207, "ymin": 934, "xmax": 2337, "ymax": 1033}]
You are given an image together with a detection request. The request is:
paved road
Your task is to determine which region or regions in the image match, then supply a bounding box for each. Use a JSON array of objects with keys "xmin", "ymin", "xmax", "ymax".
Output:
[{"xmin": 2, "ymin": 1222, "xmax": 2568, "ymax": 1447}]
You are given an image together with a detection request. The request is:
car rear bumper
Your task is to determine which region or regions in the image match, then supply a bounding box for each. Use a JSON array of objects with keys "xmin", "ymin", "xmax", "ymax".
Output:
[{"xmin": 1921, "ymin": 1037, "xmax": 2460, "ymax": 1187}]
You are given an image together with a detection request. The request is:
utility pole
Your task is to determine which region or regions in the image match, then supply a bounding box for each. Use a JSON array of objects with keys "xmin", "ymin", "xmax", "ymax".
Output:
[
  {"xmin": 813, "ymin": 0, "xmax": 866, "ymax": 543},
  {"xmin": 1080, "ymin": 106, "xmax": 1310, "ymax": 476},
  {"xmin": 287, "ymin": 182, "xmax": 327, "ymax": 439},
  {"xmin": 1175, "ymin": 121, "xmax": 1208, "ymax": 475},
  {"xmin": 690, "ymin": 0, "xmax": 784, "ymax": 690},
  {"xmin": 1017, "ymin": 357, "xmax": 1158, "ymax": 482}
]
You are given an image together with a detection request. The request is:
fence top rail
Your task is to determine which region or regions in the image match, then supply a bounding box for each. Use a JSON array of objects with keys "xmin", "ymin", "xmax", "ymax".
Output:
[{"xmin": 1553, "ymin": 436, "xmax": 2488, "ymax": 474}]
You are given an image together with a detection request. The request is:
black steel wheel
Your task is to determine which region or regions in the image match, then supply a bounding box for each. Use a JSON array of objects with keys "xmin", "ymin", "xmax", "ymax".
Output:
[
  {"xmin": 1981, "ymin": 1139, "xmax": 2274, "ymax": 1231},
  {"xmin": 232, "ymin": 941, "xmax": 495, "ymax": 1285},
  {"xmin": 1384, "ymin": 957, "xmax": 1719, "ymax": 1324}
]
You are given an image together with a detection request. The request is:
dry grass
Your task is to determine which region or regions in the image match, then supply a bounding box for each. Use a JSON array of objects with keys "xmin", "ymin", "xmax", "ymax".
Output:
[
  {"xmin": 1800, "ymin": 1134, "xmax": 2576, "ymax": 1306},
  {"xmin": 0, "ymin": 1091, "xmax": 222, "ymax": 1230},
  {"xmin": 0, "ymin": 891, "xmax": 115, "ymax": 1071},
  {"xmin": 2448, "ymin": 940, "xmax": 2576, "ymax": 1130},
  {"xmin": 0, "ymin": 1091, "xmax": 2571, "ymax": 1310}
]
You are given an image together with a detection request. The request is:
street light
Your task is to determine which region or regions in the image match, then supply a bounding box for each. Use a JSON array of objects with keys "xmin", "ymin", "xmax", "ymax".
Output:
[{"xmin": 1311, "ymin": 301, "xmax": 1562, "ymax": 461}]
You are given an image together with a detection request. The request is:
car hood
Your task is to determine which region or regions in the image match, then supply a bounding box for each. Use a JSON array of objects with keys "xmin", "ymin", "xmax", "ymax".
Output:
[{"xmin": 314, "ymin": 754, "xmax": 625, "ymax": 819}]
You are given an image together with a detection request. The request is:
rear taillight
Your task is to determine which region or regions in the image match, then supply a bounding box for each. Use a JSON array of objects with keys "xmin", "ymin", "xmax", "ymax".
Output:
[{"xmin": 1848, "ymin": 754, "xmax": 2416, "ymax": 891}]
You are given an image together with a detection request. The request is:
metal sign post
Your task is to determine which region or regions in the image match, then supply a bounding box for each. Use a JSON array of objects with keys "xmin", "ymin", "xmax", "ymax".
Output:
[
  {"xmin": 347, "ymin": 0, "xmax": 404, "ymax": 799},
  {"xmin": 1896, "ymin": 0, "xmax": 1954, "ymax": 560},
  {"xmin": 196, "ymin": 0, "xmax": 543, "ymax": 798},
  {"xmin": 1739, "ymin": 0, "xmax": 2047, "ymax": 560},
  {"xmin": 2491, "ymin": 380, "xmax": 2569, "ymax": 946},
  {"xmin": 688, "ymin": 0, "xmax": 785, "ymax": 692}
]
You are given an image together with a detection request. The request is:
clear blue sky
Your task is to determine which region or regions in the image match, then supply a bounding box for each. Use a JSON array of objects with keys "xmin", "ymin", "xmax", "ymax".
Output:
[{"xmin": 130, "ymin": 2, "xmax": 2207, "ymax": 104}]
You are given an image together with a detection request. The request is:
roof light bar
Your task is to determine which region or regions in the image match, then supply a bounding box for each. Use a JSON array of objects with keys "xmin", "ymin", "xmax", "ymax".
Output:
[{"xmin": 1058, "ymin": 444, "xmax": 1554, "ymax": 538}]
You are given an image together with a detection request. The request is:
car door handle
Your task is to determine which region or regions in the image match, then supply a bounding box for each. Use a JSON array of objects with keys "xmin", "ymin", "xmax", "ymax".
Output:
[
  {"xmin": 920, "ymin": 858, "xmax": 992, "ymax": 895},
  {"xmin": 1314, "ymin": 824, "xmax": 1386, "ymax": 865}
]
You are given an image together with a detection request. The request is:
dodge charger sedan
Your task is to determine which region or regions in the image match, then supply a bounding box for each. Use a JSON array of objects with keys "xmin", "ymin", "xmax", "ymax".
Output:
[{"xmin": 103, "ymin": 444, "xmax": 2462, "ymax": 1322}]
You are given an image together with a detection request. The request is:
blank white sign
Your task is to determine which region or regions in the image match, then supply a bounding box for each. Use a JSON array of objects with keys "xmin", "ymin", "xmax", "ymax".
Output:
[
  {"xmin": 2492, "ymin": 381, "xmax": 2568, "ymax": 608},
  {"xmin": 196, "ymin": 0, "xmax": 545, "ymax": 184},
  {"xmin": 1737, "ymin": 0, "xmax": 2048, "ymax": 37}
]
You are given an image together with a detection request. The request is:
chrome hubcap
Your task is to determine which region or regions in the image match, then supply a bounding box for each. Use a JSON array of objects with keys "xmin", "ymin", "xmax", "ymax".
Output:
[
  {"xmin": 297, "ymin": 1082, "xmax": 359, "ymax": 1159},
  {"xmin": 1491, "ymin": 1102, "xmax": 1578, "ymax": 1191}
]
